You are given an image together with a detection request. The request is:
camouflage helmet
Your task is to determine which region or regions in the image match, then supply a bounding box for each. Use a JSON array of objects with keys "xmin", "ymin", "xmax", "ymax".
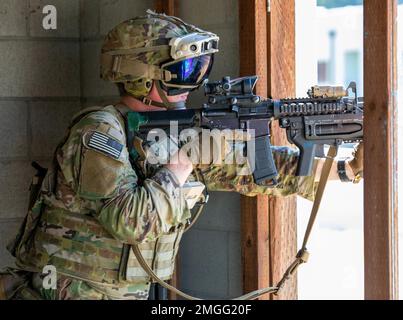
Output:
[{"xmin": 101, "ymin": 10, "xmax": 219, "ymax": 100}]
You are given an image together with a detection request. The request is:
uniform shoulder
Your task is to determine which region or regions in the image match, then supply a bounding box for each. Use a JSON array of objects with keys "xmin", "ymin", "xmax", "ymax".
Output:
[
  {"xmin": 72, "ymin": 105, "xmax": 126, "ymax": 143},
  {"xmin": 58, "ymin": 105, "xmax": 130, "ymax": 198}
]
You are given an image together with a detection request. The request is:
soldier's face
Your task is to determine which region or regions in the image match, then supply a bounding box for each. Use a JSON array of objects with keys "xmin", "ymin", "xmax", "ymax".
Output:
[
  {"xmin": 148, "ymin": 83, "xmax": 189, "ymax": 104},
  {"xmin": 166, "ymin": 91, "xmax": 189, "ymax": 103},
  {"xmin": 121, "ymin": 83, "xmax": 189, "ymax": 112}
]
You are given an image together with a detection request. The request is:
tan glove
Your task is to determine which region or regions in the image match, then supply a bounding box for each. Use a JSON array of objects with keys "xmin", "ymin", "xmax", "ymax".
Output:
[
  {"xmin": 181, "ymin": 130, "xmax": 232, "ymax": 168},
  {"xmin": 348, "ymin": 142, "xmax": 364, "ymax": 181}
]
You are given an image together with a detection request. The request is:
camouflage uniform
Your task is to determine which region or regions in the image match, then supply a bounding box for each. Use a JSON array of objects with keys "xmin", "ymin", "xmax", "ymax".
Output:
[
  {"xmin": 2, "ymin": 103, "xmax": 317, "ymax": 300},
  {"xmin": 2, "ymin": 13, "xmax": 318, "ymax": 300}
]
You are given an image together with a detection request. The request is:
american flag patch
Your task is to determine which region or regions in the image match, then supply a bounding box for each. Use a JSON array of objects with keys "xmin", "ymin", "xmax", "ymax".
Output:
[{"xmin": 88, "ymin": 132, "xmax": 123, "ymax": 159}]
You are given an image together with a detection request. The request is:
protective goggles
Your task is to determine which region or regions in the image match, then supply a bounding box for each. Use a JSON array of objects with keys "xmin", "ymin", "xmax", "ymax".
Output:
[{"xmin": 160, "ymin": 54, "xmax": 214, "ymax": 95}]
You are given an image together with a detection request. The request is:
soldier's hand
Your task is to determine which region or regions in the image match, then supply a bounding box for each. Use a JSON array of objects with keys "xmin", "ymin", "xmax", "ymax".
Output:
[
  {"xmin": 181, "ymin": 131, "xmax": 231, "ymax": 168},
  {"xmin": 165, "ymin": 148, "xmax": 193, "ymax": 186},
  {"xmin": 348, "ymin": 142, "xmax": 364, "ymax": 179}
]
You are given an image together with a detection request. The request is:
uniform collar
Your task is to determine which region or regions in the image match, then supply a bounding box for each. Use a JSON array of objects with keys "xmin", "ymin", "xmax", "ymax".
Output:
[{"xmin": 114, "ymin": 103, "xmax": 132, "ymax": 118}]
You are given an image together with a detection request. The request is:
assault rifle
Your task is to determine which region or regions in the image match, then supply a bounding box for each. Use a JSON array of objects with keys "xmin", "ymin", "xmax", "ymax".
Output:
[{"xmin": 126, "ymin": 76, "xmax": 363, "ymax": 186}]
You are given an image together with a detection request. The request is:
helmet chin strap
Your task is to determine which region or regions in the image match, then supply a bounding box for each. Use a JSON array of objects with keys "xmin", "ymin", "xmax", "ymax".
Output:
[{"xmin": 154, "ymin": 81, "xmax": 186, "ymax": 110}]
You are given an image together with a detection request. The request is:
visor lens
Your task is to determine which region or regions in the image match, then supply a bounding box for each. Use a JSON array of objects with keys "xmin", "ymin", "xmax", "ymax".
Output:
[{"xmin": 164, "ymin": 54, "xmax": 214, "ymax": 87}]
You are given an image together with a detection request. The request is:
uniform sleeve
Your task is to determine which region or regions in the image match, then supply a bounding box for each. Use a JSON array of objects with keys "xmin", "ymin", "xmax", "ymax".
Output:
[
  {"xmin": 58, "ymin": 109, "xmax": 190, "ymax": 244},
  {"xmin": 199, "ymin": 145, "xmax": 319, "ymax": 201}
]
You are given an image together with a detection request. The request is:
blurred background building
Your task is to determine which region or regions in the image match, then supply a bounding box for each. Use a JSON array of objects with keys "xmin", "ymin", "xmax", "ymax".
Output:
[{"xmin": 297, "ymin": 0, "xmax": 402, "ymax": 299}]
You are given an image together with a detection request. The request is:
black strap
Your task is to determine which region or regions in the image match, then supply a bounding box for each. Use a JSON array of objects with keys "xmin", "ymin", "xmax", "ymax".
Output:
[{"xmin": 337, "ymin": 160, "xmax": 352, "ymax": 182}]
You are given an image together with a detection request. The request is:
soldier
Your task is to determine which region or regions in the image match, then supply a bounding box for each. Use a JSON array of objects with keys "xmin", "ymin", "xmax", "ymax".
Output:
[{"xmin": 1, "ymin": 11, "xmax": 363, "ymax": 300}]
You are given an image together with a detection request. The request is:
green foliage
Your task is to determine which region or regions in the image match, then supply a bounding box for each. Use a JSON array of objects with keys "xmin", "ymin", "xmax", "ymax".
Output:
[{"xmin": 317, "ymin": 0, "xmax": 403, "ymax": 8}]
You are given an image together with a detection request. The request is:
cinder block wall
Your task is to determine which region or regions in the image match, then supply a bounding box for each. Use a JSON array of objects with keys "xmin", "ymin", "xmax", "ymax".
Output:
[
  {"xmin": 0, "ymin": 0, "xmax": 242, "ymax": 299},
  {"xmin": 176, "ymin": 0, "xmax": 242, "ymax": 299},
  {"xmin": 0, "ymin": 0, "xmax": 81, "ymax": 268}
]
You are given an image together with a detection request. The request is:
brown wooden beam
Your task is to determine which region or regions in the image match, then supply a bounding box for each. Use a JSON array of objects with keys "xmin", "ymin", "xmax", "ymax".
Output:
[
  {"xmin": 267, "ymin": 0, "xmax": 297, "ymax": 300},
  {"xmin": 239, "ymin": 0, "xmax": 270, "ymax": 300},
  {"xmin": 363, "ymin": 0, "xmax": 399, "ymax": 300},
  {"xmin": 154, "ymin": 0, "xmax": 178, "ymax": 15}
]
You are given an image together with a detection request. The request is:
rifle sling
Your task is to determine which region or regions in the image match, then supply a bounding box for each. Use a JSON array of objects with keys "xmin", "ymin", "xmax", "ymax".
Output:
[{"xmin": 132, "ymin": 145, "xmax": 337, "ymax": 300}]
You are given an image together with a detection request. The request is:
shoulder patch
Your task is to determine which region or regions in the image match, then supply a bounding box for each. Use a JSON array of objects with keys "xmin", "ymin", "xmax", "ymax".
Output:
[{"xmin": 87, "ymin": 131, "xmax": 123, "ymax": 159}]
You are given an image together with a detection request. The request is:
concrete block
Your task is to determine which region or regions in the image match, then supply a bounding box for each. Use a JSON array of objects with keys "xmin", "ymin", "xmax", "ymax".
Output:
[
  {"xmin": 209, "ymin": 25, "xmax": 239, "ymax": 55},
  {"xmin": 0, "ymin": 41, "xmax": 80, "ymax": 97},
  {"xmin": 209, "ymin": 53, "xmax": 239, "ymax": 81},
  {"xmin": 29, "ymin": 0, "xmax": 80, "ymax": 38},
  {"xmin": 0, "ymin": 0, "xmax": 28, "ymax": 37},
  {"xmin": 80, "ymin": 98, "xmax": 118, "ymax": 110},
  {"xmin": 178, "ymin": 0, "xmax": 238, "ymax": 27},
  {"xmin": 179, "ymin": 229, "xmax": 228, "ymax": 297},
  {"xmin": 30, "ymin": 101, "xmax": 81, "ymax": 158},
  {"xmin": 209, "ymin": 26, "xmax": 240, "ymax": 80},
  {"xmin": 224, "ymin": 0, "xmax": 238, "ymax": 25},
  {"xmin": 81, "ymin": 40, "xmax": 119, "ymax": 98},
  {"xmin": 0, "ymin": 161, "xmax": 34, "ymax": 219},
  {"xmin": 0, "ymin": 102, "xmax": 28, "ymax": 158},
  {"xmin": 80, "ymin": 0, "xmax": 100, "ymax": 39},
  {"xmin": 192, "ymin": 192, "xmax": 241, "ymax": 232},
  {"xmin": 0, "ymin": 219, "xmax": 22, "ymax": 269},
  {"xmin": 99, "ymin": 0, "xmax": 154, "ymax": 36},
  {"xmin": 228, "ymin": 232, "xmax": 242, "ymax": 296}
]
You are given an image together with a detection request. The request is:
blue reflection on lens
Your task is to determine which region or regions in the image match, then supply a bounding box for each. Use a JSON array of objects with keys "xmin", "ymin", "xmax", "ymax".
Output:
[
  {"xmin": 165, "ymin": 55, "xmax": 214, "ymax": 85},
  {"xmin": 182, "ymin": 58, "xmax": 195, "ymax": 79}
]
